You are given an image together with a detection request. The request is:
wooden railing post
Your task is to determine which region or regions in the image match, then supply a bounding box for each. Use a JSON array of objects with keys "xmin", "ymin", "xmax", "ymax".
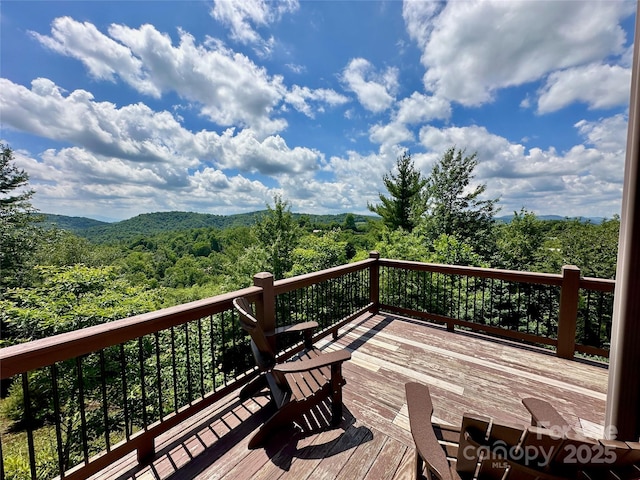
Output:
[
  {"xmin": 369, "ymin": 251, "xmax": 380, "ymax": 314},
  {"xmin": 137, "ymin": 438, "xmax": 154, "ymax": 465},
  {"xmin": 557, "ymin": 265, "xmax": 580, "ymax": 359},
  {"xmin": 253, "ymin": 272, "xmax": 276, "ymax": 345}
]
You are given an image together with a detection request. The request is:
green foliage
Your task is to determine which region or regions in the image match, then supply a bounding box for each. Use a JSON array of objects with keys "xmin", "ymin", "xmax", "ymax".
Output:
[
  {"xmin": 40, "ymin": 211, "xmax": 376, "ymax": 244},
  {"xmin": 493, "ymin": 211, "xmax": 619, "ymax": 277},
  {"xmin": 253, "ymin": 195, "xmax": 300, "ymax": 279},
  {"xmin": 430, "ymin": 234, "xmax": 487, "ymax": 267},
  {"xmin": 495, "ymin": 209, "xmax": 546, "ymax": 271},
  {"xmin": 368, "ymin": 151, "xmax": 427, "ymax": 232},
  {"xmin": 0, "ymin": 424, "xmax": 62, "ymax": 480},
  {"xmin": 288, "ymin": 230, "xmax": 349, "ymax": 276},
  {"xmin": 1, "ymin": 265, "xmax": 161, "ymax": 342},
  {"xmin": 374, "ymin": 227, "xmax": 431, "ymax": 262},
  {"xmin": 550, "ymin": 217, "xmax": 620, "ymax": 278},
  {"xmin": 0, "ymin": 145, "xmax": 42, "ymax": 290}
]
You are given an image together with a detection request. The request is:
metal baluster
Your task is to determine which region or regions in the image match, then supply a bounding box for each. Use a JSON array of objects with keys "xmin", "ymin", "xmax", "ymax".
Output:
[
  {"xmin": 76, "ymin": 357, "xmax": 89, "ymax": 464},
  {"xmin": 588, "ymin": 290, "xmax": 595, "ymax": 345},
  {"xmin": 21, "ymin": 373, "xmax": 37, "ymax": 480},
  {"xmin": 99, "ymin": 350, "xmax": 110, "ymax": 451},
  {"xmin": 198, "ymin": 318, "xmax": 205, "ymax": 398},
  {"xmin": 220, "ymin": 314, "xmax": 226, "ymax": 386},
  {"xmin": 50, "ymin": 364, "xmax": 66, "ymax": 477},
  {"xmin": 155, "ymin": 332, "xmax": 163, "ymax": 421},
  {"xmin": 120, "ymin": 344, "xmax": 130, "ymax": 440},
  {"xmin": 185, "ymin": 324, "xmax": 193, "ymax": 400},
  {"xmin": 138, "ymin": 338, "xmax": 148, "ymax": 427},
  {"xmin": 210, "ymin": 315, "xmax": 217, "ymax": 392}
]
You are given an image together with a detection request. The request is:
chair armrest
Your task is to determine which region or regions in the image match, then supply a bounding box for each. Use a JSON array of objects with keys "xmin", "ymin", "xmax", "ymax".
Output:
[
  {"xmin": 522, "ymin": 397, "xmax": 573, "ymax": 433},
  {"xmin": 267, "ymin": 321, "xmax": 318, "ymax": 336},
  {"xmin": 405, "ymin": 382, "xmax": 454, "ymax": 480},
  {"xmin": 273, "ymin": 349, "xmax": 350, "ymax": 373},
  {"xmin": 268, "ymin": 321, "xmax": 318, "ymax": 349}
]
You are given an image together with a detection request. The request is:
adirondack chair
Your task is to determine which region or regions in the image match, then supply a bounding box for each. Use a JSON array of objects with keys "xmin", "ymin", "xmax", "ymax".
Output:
[
  {"xmin": 521, "ymin": 397, "xmax": 575, "ymax": 435},
  {"xmin": 405, "ymin": 382, "xmax": 640, "ymax": 480},
  {"xmin": 233, "ymin": 296, "xmax": 351, "ymax": 449}
]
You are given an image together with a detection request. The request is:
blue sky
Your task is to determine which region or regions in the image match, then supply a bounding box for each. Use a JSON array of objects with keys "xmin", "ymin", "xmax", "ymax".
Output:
[{"xmin": 0, "ymin": 0, "xmax": 635, "ymax": 221}]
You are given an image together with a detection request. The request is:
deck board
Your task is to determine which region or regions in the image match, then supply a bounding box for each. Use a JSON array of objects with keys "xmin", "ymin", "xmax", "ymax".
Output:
[{"xmin": 88, "ymin": 312, "xmax": 609, "ymax": 480}]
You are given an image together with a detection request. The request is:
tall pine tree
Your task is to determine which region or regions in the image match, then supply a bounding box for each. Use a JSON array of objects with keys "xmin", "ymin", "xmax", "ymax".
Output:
[
  {"xmin": 0, "ymin": 145, "xmax": 41, "ymax": 290},
  {"xmin": 368, "ymin": 151, "xmax": 426, "ymax": 232}
]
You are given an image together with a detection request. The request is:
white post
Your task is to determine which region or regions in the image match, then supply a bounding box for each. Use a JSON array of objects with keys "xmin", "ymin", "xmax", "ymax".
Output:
[{"xmin": 605, "ymin": 1, "xmax": 640, "ymax": 441}]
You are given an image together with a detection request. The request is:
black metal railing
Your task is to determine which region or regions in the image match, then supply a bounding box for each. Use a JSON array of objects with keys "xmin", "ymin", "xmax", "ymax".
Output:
[
  {"xmin": 0, "ymin": 297, "xmax": 256, "ymax": 480},
  {"xmin": 376, "ymin": 258, "xmax": 614, "ymax": 357}
]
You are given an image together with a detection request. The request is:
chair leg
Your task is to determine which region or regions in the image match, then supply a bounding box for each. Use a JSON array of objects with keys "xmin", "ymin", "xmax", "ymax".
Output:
[
  {"xmin": 415, "ymin": 450, "xmax": 424, "ymax": 480},
  {"xmin": 239, "ymin": 373, "xmax": 268, "ymax": 400},
  {"xmin": 330, "ymin": 364, "xmax": 344, "ymax": 426},
  {"xmin": 248, "ymin": 391, "xmax": 330, "ymax": 449},
  {"xmin": 248, "ymin": 401, "xmax": 302, "ymax": 449}
]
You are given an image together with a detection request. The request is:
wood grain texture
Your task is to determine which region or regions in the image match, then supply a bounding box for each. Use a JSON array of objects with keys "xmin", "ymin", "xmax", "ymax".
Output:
[{"xmin": 87, "ymin": 312, "xmax": 608, "ymax": 480}]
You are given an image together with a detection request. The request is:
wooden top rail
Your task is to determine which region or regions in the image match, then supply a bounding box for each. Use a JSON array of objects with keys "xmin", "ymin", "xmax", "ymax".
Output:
[
  {"xmin": 0, "ymin": 286, "xmax": 262, "ymax": 380},
  {"xmin": 379, "ymin": 258, "xmax": 565, "ymax": 286},
  {"xmin": 273, "ymin": 258, "xmax": 375, "ymax": 295},
  {"xmin": 580, "ymin": 276, "xmax": 616, "ymax": 292}
]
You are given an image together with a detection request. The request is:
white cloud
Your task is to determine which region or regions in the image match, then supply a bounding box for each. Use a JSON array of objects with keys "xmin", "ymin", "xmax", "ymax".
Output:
[
  {"xmin": 575, "ymin": 114, "xmax": 628, "ymax": 155},
  {"xmin": 394, "ymin": 92, "xmax": 451, "ymax": 124},
  {"xmin": 417, "ymin": 121, "xmax": 625, "ymax": 217},
  {"xmin": 341, "ymin": 58, "xmax": 398, "ymax": 113},
  {"xmin": 197, "ymin": 128, "xmax": 322, "ymax": 175},
  {"xmin": 0, "ymin": 78, "xmax": 197, "ymax": 169},
  {"xmin": 108, "ymin": 23, "xmax": 287, "ymax": 136},
  {"xmin": 17, "ymin": 144, "xmax": 285, "ymax": 219},
  {"xmin": 33, "ymin": 18, "xmax": 289, "ymax": 136},
  {"xmin": 369, "ymin": 122, "xmax": 413, "ymax": 147},
  {"xmin": 537, "ymin": 64, "xmax": 631, "ymax": 114},
  {"xmin": 210, "ymin": 0, "xmax": 299, "ymax": 55},
  {"xmin": 284, "ymin": 85, "xmax": 349, "ymax": 118},
  {"xmin": 0, "ymin": 78, "xmax": 323, "ymax": 181},
  {"xmin": 30, "ymin": 17, "xmax": 158, "ymax": 96},
  {"xmin": 404, "ymin": 0, "xmax": 633, "ymax": 107}
]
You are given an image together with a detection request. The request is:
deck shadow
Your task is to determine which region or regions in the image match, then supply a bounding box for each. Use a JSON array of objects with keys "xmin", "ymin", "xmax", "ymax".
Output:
[
  {"xmin": 264, "ymin": 405, "xmax": 373, "ymax": 471},
  {"xmin": 107, "ymin": 393, "xmax": 273, "ymax": 480}
]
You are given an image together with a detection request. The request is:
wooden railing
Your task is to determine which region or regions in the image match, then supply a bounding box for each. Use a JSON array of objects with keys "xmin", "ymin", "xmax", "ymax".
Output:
[
  {"xmin": 0, "ymin": 255, "xmax": 614, "ymax": 480},
  {"xmin": 373, "ymin": 255, "xmax": 614, "ymax": 359}
]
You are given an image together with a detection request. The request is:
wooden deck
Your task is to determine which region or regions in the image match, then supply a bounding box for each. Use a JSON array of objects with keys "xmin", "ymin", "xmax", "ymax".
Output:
[{"xmin": 91, "ymin": 312, "xmax": 609, "ymax": 480}]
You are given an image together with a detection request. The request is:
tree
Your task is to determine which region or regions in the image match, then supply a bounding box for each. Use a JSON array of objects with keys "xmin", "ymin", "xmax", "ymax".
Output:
[
  {"xmin": 288, "ymin": 230, "xmax": 348, "ymax": 276},
  {"xmin": 368, "ymin": 151, "xmax": 427, "ymax": 232},
  {"xmin": 253, "ymin": 195, "xmax": 300, "ymax": 279},
  {"xmin": 0, "ymin": 145, "xmax": 42, "ymax": 290},
  {"xmin": 553, "ymin": 217, "xmax": 619, "ymax": 278},
  {"xmin": 495, "ymin": 209, "xmax": 546, "ymax": 271},
  {"xmin": 343, "ymin": 213, "xmax": 357, "ymax": 231},
  {"xmin": 423, "ymin": 147, "xmax": 499, "ymax": 259}
]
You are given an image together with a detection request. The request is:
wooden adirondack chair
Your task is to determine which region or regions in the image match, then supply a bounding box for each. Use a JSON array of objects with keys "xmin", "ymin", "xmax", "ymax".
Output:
[
  {"xmin": 233, "ymin": 296, "xmax": 351, "ymax": 449},
  {"xmin": 521, "ymin": 397, "xmax": 575, "ymax": 435},
  {"xmin": 405, "ymin": 382, "xmax": 640, "ymax": 480}
]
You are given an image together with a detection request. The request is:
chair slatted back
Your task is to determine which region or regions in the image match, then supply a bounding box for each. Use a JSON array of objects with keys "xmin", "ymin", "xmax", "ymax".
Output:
[
  {"xmin": 458, "ymin": 415, "xmax": 640, "ymax": 480},
  {"xmin": 233, "ymin": 297, "xmax": 276, "ymax": 371}
]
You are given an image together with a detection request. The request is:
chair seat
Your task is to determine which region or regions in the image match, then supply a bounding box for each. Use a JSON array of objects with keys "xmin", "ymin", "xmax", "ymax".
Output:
[{"xmin": 284, "ymin": 347, "xmax": 332, "ymax": 401}]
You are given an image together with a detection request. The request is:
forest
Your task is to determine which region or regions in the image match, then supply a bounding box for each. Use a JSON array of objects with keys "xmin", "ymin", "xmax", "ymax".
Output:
[{"xmin": 0, "ymin": 144, "xmax": 621, "ymax": 479}]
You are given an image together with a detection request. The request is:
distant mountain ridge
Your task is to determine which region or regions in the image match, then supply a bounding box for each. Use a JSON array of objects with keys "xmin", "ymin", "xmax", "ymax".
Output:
[
  {"xmin": 495, "ymin": 214, "xmax": 606, "ymax": 224},
  {"xmin": 40, "ymin": 211, "xmax": 375, "ymax": 243},
  {"xmin": 40, "ymin": 211, "xmax": 608, "ymax": 244}
]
